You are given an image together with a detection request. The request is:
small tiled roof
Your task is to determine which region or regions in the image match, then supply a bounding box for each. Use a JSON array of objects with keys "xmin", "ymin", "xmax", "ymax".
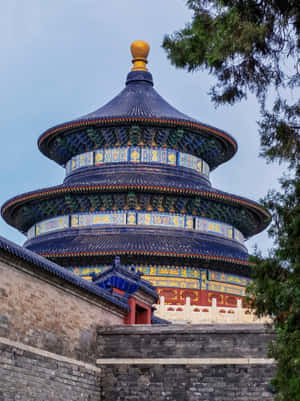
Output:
[
  {"xmin": 0, "ymin": 234, "xmax": 129, "ymax": 311},
  {"xmin": 151, "ymin": 315, "xmax": 170, "ymax": 324},
  {"xmin": 92, "ymin": 256, "xmax": 158, "ymax": 301}
]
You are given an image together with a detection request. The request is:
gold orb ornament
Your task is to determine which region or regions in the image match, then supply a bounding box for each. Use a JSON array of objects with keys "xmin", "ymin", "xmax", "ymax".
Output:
[{"xmin": 130, "ymin": 40, "xmax": 150, "ymax": 71}]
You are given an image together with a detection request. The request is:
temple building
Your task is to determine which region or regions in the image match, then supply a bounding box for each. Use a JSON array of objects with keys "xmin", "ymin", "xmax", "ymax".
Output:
[{"xmin": 1, "ymin": 41, "xmax": 271, "ymax": 323}]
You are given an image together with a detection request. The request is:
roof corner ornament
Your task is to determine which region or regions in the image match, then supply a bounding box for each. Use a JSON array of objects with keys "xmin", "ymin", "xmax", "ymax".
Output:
[{"xmin": 130, "ymin": 40, "xmax": 150, "ymax": 72}]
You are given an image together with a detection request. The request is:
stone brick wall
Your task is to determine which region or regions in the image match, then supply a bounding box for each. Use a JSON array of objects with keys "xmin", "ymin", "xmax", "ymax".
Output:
[
  {"xmin": 100, "ymin": 364, "xmax": 275, "ymax": 401},
  {"xmin": 97, "ymin": 324, "xmax": 275, "ymax": 358},
  {"xmin": 0, "ymin": 338, "xmax": 100, "ymax": 401},
  {"xmin": 97, "ymin": 325, "xmax": 276, "ymax": 401},
  {"xmin": 0, "ymin": 254, "xmax": 124, "ymax": 362}
]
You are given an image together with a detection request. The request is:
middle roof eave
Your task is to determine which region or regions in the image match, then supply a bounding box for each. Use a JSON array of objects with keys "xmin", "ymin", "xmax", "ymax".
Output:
[{"xmin": 1, "ymin": 182, "xmax": 271, "ymax": 237}]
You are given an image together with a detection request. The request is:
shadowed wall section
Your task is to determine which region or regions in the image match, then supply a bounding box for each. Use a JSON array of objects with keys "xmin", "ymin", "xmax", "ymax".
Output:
[{"xmin": 96, "ymin": 325, "xmax": 276, "ymax": 401}]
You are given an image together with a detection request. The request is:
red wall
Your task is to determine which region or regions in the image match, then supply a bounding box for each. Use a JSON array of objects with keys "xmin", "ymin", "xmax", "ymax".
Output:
[{"xmin": 157, "ymin": 287, "xmax": 243, "ymax": 307}]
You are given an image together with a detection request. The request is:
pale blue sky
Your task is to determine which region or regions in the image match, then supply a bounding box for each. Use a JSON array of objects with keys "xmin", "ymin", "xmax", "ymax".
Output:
[{"xmin": 0, "ymin": 0, "xmax": 285, "ymax": 255}]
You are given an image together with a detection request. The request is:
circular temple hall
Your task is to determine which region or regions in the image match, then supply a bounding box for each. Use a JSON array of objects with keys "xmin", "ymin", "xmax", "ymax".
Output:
[{"xmin": 1, "ymin": 41, "xmax": 271, "ymax": 323}]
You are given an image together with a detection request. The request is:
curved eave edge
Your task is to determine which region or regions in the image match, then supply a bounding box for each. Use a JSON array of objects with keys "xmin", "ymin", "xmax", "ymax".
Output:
[
  {"xmin": 0, "ymin": 235, "xmax": 129, "ymax": 311},
  {"xmin": 37, "ymin": 117, "xmax": 237, "ymax": 164},
  {"xmin": 1, "ymin": 185, "xmax": 271, "ymax": 235},
  {"xmin": 40, "ymin": 249, "xmax": 253, "ymax": 266}
]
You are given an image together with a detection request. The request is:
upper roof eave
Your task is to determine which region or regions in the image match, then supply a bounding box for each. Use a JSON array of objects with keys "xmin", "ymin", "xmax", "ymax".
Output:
[
  {"xmin": 38, "ymin": 116, "xmax": 237, "ymax": 151},
  {"xmin": 37, "ymin": 71, "xmax": 238, "ymax": 164}
]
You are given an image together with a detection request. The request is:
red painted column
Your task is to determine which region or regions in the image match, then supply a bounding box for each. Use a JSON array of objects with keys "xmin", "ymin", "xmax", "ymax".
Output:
[
  {"xmin": 126, "ymin": 297, "xmax": 136, "ymax": 324},
  {"xmin": 146, "ymin": 307, "xmax": 151, "ymax": 324},
  {"xmin": 199, "ymin": 289, "xmax": 209, "ymax": 306}
]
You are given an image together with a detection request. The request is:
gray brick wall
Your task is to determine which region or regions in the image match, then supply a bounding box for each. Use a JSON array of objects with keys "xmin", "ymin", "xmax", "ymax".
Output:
[
  {"xmin": 0, "ymin": 341, "xmax": 100, "ymax": 401},
  {"xmin": 97, "ymin": 324, "xmax": 275, "ymax": 358},
  {"xmin": 100, "ymin": 364, "xmax": 275, "ymax": 401},
  {"xmin": 97, "ymin": 325, "xmax": 276, "ymax": 401},
  {"xmin": 0, "ymin": 311, "xmax": 276, "ymax": 401}
]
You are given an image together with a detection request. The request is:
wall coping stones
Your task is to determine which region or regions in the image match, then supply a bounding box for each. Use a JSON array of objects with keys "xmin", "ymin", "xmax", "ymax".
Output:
[
  {"xmin": 97, "ymin": 323, "xmax": 274, "ymax": 335},
  {"xmin": 96, "ymin": 357, "xmax": 275, "ymax": 365}
]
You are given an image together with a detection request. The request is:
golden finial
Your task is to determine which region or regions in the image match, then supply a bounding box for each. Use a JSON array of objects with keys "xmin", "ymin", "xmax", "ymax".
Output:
[{"xmin": 130, "ymin": 40, "xmax": 150, "ymax": 72}]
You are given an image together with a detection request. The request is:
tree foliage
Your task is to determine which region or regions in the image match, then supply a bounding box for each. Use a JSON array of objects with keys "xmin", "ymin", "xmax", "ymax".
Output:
[
  {"xmin": 248, "ymin": 167, "xmax": 300, "ymax": 400},
  {"xmin": 162, "ymin": 0, "xmax": 300, "ymax": 166},
  {"xmin": 163, "ymin": 1, "xmax": 300, "ymax": 399}
]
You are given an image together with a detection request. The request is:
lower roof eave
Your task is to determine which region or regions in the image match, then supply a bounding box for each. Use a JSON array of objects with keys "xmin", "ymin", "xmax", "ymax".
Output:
[{"xmin": 41, "ymin": 249, "xmax": 252, "ymax": 266}]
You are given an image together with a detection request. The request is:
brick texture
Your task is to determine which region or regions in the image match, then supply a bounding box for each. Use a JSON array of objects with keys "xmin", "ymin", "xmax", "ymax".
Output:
[
  {"xmin": 0, "ymin": 342, "xmax": 100, "ymax": 401},
  {"xmin": 0, "ymin": 257, "xmax": 123, "ymax": 362},
  {"xmin": 97, "ymin": 325, "xmax": 276, "ymax": 401},
  {"xmin": 100, "ymin": 364, "xmax": 275, "ymax": 401},
  {"xmin": 97, "ymin": 324, "xmax": 275, "ymax": 358}
]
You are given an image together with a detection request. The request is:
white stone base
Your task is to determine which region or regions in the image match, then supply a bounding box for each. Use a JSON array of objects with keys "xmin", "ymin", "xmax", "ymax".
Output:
[{"xmin": 154, "ymin": 297, "xmax": 271, "ymax": 324}]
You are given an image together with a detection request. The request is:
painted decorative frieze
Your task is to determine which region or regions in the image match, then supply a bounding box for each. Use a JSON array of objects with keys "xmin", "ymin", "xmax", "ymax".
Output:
[
  {"xmin": 35, "ymin": 216, "xmax": 69, "ymax": 237},
  {"xmin": 208, "ymin": 270, "xmax": 251, "ymax": 286},
  {"xmin": 71, "ymin": 212, "xmax": 126, "ymax": 227},
  {"xmin": 68, "ymin": 264, "xmax": 248, "ymax": 297},
  {"xmin": 28, "ymin": 211, "xmax": 245, "ymax": 245},
  {"xmin": 207, "ymin": 281, "xmax": 246, "ymax": 296},
  {"xmin": 65, "ymin": 146, "xmax": 210, "ymax": 178}
]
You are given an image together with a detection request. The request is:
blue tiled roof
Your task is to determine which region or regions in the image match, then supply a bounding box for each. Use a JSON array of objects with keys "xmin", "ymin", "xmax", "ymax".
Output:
[
  {"xmin": 92, "ymin": 256, "xmax": 158, "ymax": 300},
  {"xmin": 0, "ymin": 234, "xmax": 129, "ymax": 311},
  {"xmin": 2, "ymin": 178, "xmax": 270, "ymax": 238},
  {"xmin": 64, "ymin": 164, "xmax": 212, "ymax": 189},
  {"xmin": 39, "ymin": 71, "xmax": 236, "ymax": 146},
  {"xmin": 2, "ymin": 180, "xmax": 266, "ymax": 214},
  {"xmin": 77, "ymin": 71, "xmax": 197, "ymax": 122},
  {"xmin": 151, "ymin": 315, "xmax": 171, "ymax": 324},
  {"xmin": 24, "ymin": 226, "xmax": 249, "ymax": 263}
]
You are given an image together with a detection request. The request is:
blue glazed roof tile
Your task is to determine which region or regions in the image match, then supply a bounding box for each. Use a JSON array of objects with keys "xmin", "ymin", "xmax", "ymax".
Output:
[
  {"xmin": 40, "ymin": 71, "xmax": 235, "ymax": 140},
  {"xmin": 64, "ymin": 164, "xmax": 212, "ymax": 189},
  {"xmin": 38, "ymin": 70, "xmax": 237, "ymax": 165},
  {"xmin": 24, "ymin": 226, "xmax": 249, "ymax": 263},
  {"xmin": 76, "ymin": 72, "xmax": 197, "ymax": 122},
  {"xmin": 92, "ymin": 256, "xmax": 158, "ymax": 300},
  {"xmin": 1, "ymin": 178, "xmax": 270, "ymax": 238},
  {"xmin": 151, "ymin": 315, "xmax": 171, "ymax": 324}
]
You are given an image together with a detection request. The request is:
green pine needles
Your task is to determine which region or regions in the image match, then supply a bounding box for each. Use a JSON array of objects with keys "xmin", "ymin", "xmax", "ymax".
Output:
[{"xmin": 163, "ymin": 1, "xmax": 300, "ymax": 399}]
